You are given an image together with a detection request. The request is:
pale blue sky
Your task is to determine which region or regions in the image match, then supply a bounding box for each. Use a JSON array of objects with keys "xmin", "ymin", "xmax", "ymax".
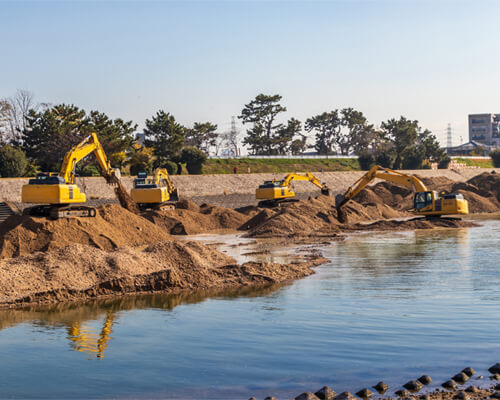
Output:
[{"xmin": 1, "ymin": 0, "xmax": 499, "ymax": 147}]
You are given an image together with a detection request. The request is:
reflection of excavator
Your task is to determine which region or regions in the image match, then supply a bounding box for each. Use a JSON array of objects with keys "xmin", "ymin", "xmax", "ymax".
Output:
[
  {"xmin": 21, "ymin": 132, "xmax": 134, "ymax": 218},
  {"xmin": 67, "ymin": 311, "xmax": 115, "ymax": 359},
  {"xmin": 256, "ymin": 172, "xmax": 330, "ymax": 207},
  {"xmin": 336, "ymin": 165, "xmax": 469, "ymax": 221},
  {"xmin": 130, "ymin": 168, "xmax": 179, "ymax": 210}
]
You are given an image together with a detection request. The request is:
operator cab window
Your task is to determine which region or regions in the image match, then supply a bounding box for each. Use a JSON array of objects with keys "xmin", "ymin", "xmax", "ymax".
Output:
[{"xmin": 414, "ymin": 191, "xmax": 433, "ymax": 210}]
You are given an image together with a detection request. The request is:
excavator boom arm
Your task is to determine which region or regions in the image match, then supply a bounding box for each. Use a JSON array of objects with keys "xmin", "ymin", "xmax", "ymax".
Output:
[
  {"xmin": 281, "ymin": 173, "xmax": 328, "ymax": 191},
  {"xmin": 337, "ymin": 165, "xmax": 428, "ymax": 208},
  {"xmin": 59, "ymin": 132, "xmax": 115, "ymax": 184},
  {"xmin": 153, "ymin": 168, "xmax": 176, "ymax": 193}
]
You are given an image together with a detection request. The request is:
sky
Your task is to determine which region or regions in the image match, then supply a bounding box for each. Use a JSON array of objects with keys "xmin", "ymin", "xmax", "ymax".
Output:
[{"xmin": 1, "ymin": 0, "xmax": 500, "ymax": 149}]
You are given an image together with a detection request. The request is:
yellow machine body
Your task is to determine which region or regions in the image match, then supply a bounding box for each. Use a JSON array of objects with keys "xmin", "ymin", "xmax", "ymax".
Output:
[
  {"xmin": 22, "ymin": 183, "xmax": 86, "ymax": 204},
  {"xmin": 414, "ymin": 190, "xmax": 469, "ymax": 216},
  {"xmin": 131, "ymin": 186, "xmax": 170, "ymax": 204},
  {"xmin": 255, "ymin": 184, "xmax": 296, "ymax": 201}
]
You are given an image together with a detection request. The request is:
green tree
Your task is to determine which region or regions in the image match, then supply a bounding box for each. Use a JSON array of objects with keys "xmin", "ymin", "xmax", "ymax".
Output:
[
  {"xmin": 490, "ymin": 149, "xmax": 500, "ymax": 167},
  {"xmin": 22, "ymin": 104, "xmax": 135, "ymax": 172},
  {"xmin": 23, "ymin": 104, "xmax": 87, "ymax": 171},
  {"xmin": 180, "ymin": 146, "xmax": 207, "ymax": 174},
  {"xmin": 340, "ymin": 108, "xmax": 375, "ymax": 155},
  {"xmin": 185, "ymin": 122, "xmax": 218, "ymax": 154},
  {"xmin": 305, "ymin": 111, "xmax": 341, "ymax": 155},
  {"xmin": 144, "ymin": 110, "xmax": 185, "ymax": 167},
  {"xmin": 275, "ymin": 118, "xmax": 302, "ymax": 155},
  {"xmin": 239, "ymin": 94, "xmax": 287, "ymax": 155},
  {"xmin": 128, "ymin": 144, "xmax": 154, "ymax": 176},
  {"xmin": 380, "ymin": 117, "xmax": 446, "ymax": 169},
  {"xmin": 0, "ymin": 144, "xmax": 28, "ymax": 177}
]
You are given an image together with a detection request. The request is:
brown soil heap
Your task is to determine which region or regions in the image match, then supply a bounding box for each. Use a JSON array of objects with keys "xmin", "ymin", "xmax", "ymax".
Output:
[
  {"xmin": 0, "ymin": 240, "xmax": 325, "ymax": 308},
  {"xmin": 0, "ymin": 204, "xmax": 171, "ymax": 259},
  {"xmin": 142, "ymin": 199, "xmax": 253, "ymax": 235}
]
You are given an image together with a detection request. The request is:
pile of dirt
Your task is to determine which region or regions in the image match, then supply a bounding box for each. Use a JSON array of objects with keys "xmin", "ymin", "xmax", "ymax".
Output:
[
  {"xmin": 142, "ymin": 202, "xmax": 254, "ymax": 235},
  {"xmin": 0, "ymin": 240, "xmax": 326, "ymax": 308},
  {"xmin": 244, "ymin": 194, "xmax": 411, "ymax": 238},
  {"xmin": 0, "ymin": 204, "xmax": 171, "ymax": 259}
]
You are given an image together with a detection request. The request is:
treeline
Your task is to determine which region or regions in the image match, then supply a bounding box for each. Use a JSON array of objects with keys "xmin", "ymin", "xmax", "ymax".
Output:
[
  {"xmin": 239, "ymin": 93, "xmax": 450, "ymax": 170},
  {"xmin": 0, "ymin": 90, "xmax": 215, "ymax": 177},
  {"xmin": 0, "ymin": 90, "xmax": 450, "ymax": 177}
]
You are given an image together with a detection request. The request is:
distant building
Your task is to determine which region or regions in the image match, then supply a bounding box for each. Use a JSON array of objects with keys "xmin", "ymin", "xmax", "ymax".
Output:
[
  {"xmin": 446, "ymin": 140, "xmax": 495, "ymax": 156},
  {"xmin": 468, "ymin": 113, "xmax": 500, "ymax": 146},
  {"xmin": 135, "ymin": 132, "xmax": 145, "ymax": 145}
]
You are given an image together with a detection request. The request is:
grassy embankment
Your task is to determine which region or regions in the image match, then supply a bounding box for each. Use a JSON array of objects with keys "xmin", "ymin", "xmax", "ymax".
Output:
[
  {"xmin": 202, "ymin": 158, "xmax": 360, "ymax": 174},
  {"xmin": 454, "ymin": 157, "xmax": 494, "ymax": 168}
]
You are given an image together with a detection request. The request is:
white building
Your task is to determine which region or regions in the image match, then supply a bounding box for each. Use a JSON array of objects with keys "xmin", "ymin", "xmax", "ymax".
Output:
[{"xmin": 468, "ymin": 113, "xmax": 500, "ymax": 146}]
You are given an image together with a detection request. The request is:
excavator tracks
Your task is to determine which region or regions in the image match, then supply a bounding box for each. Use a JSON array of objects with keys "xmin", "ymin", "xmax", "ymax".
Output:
[{"xmin": 24, "ymin": 205, "xmax": 97, "ymax": 219}]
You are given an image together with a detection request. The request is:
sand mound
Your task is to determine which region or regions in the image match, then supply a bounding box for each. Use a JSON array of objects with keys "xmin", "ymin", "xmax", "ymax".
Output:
[
  {"xmin": 0, "ymin": 241, "xmax": 326, "ymax": 308},
  {"xmin": 142, "ymin": 203, "xmax": 251, "ymax": 235},
  {"xmin": 0, "ymin": 204, "xmax": 171, "ymax": 259},
  {"xmin": 245, "ymin": 194, "xmax": 409, "ymax": 238}
]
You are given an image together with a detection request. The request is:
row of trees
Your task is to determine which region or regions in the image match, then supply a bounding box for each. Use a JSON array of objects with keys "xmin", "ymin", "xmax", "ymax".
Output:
[
  {"xmin": 0, "ymin": 91, "xmax": 213, "ymax": 177},
  {"xmin": 239, "ymin": 93, "xmax": 450, "ymax": 169},
  {"xmin": 0, "ymin": 90, "xmax": 450, "ymax": 177}
]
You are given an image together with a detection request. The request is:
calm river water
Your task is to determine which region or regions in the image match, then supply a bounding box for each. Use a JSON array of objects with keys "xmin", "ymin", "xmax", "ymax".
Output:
[{"xmin": 1, "ymin": 220, "xmax": 500, "ymax": 399}]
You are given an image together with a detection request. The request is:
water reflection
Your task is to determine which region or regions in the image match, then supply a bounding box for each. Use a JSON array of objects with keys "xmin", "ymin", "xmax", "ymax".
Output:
[{"xmin": 0, "ymin": 284, "xmax": 286, "ymax": 359}]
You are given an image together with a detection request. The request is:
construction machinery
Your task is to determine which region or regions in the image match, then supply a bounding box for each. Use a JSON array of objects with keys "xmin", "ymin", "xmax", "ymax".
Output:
[
  {"xmin": 336, "ymin": 165, "xmax": 469, "ymax": 220},
  {"xmin": 22, "ymin": 132, "xmax": 132, "ymax": 218},
  {"xmin": 130, "ymin": 168, "xmax": 179, "ymax": 210},
  {"xmin": 256, "ymin": 172, "xmax": 330, "ymax": 207}
]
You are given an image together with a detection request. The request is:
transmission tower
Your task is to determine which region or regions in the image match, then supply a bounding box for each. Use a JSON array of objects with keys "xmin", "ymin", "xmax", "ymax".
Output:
[{"xmin": 446, "ymin": 123, "xmax": 453, "ymax": 148}]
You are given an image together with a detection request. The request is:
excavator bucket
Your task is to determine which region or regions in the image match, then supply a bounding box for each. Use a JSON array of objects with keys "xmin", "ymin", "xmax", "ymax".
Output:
[
  {"xmin": 321, "ymin": 188, "xmax": 330, "ymax": 196},
  {"xmin": 170, "ymin": 188, "xmax": 180, "ymax": 202},
  {"xmin": 335, "ymin": 194, "xmax": 346, "ymax": 208}
]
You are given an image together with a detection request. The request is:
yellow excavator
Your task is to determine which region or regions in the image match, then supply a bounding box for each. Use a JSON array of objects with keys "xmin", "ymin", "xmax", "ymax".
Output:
[
  {"xmin": 22, "ymin": 132, "xmax": 134, "ymax": 218},
  {"xmin": 336, "ymin": 165, "xmax": 469, "ymax": 220},
  {"xmin": 130, "ymin": 168, "xmax": 179, "ymax": 210},
  {"xmin": 256, "ymin": 172, "xmax": 330, "ymax": 207}
]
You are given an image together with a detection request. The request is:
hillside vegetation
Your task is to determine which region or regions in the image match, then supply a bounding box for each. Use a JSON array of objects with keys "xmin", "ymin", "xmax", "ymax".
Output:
[{"xmin": 202, "ymin": 158, "xmax": 360, "ymax": 174}]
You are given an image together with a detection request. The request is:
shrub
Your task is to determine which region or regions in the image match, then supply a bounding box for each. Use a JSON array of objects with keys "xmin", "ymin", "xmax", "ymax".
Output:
[
  {"xmin": 78, "ymin": 164, "xmax": 101, "ymax": 177},
  {"xmin": 130, "ymin": 162, "xmax": 152, "ymax": 177},
  {"xmin": 180, "ymin": 146, "xmax": 207, "ymax": 174},
  {"xmin": 0, "ymin": 145, "xmax": 28, "ymax": 177},
  {"xmin": 490, "ymin": 149, "xmax": 500, "ymax": 168},
  {"xmin": 438, "ymin": 155, "xmax": 451, "ymax": 169},
  {"xmin": 358, "ymin": 151, "xmax": 376, "ymax": 171},
  {"xmin": 163, "ymin": 161, "xmax": 178, "ymax": 175},
  {"xmin": 375, "ymin": 152, "xmax": 395, "ymax": 169}
]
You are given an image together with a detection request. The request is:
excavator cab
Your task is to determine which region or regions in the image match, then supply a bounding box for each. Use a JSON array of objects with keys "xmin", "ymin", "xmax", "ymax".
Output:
[{"xmin": 413, "ymin": 191, "xmax": 436, "ymax": 211}]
